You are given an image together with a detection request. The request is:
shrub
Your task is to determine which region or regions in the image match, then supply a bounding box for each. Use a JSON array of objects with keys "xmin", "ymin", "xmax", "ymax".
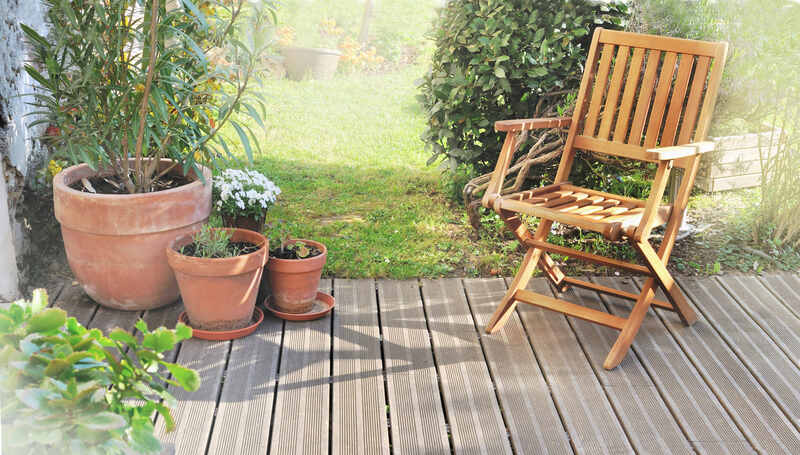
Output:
[
  {"xmin": 23, "ymin": 0, "xmax": 274, "ymax": 194},
  {"xmin": 418, "ymin": 0, "xmax": 629, "ymax": 172},
  {"xmin": 1, "ymin": 289, "xmax": 200, "ymax": 454}
]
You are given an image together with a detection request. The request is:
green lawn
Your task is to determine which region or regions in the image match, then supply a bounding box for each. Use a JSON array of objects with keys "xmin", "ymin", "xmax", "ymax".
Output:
[{"xmin": 245, "ymin": 65, "xmax": 519, "ymax": 278}]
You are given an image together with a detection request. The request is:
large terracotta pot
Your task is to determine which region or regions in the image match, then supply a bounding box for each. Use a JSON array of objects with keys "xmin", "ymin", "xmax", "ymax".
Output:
[
  {"xmin": 166, "ymin": 228, "xmax": 267, "ymax": 331},
  {"xmin": 281, "ymin": 46, "xmax": 341, "ymax": 81},
  {"xmin": 266, "ymin": 239, "xmax": 327, "ymax": 313},
  {"xmin": 53, "ymin": 160, "xmax": 212, "ymax": 310}
]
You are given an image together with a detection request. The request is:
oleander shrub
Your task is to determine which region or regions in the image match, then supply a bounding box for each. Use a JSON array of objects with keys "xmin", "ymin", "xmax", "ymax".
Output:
[{"xmin": 418, "ymin": 0, "xmax": 629, "ymax": 172}]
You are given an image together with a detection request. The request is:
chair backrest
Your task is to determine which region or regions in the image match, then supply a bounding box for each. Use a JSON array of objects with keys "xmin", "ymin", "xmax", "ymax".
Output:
[{"xmin": 560, "ymin": 28, "xmax": 728, "ymax": 172}]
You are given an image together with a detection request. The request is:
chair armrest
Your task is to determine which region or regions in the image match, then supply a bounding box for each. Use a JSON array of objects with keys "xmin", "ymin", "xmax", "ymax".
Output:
[
  {"xmin": 494, "ymin": 117, "xmax": 572, "ymax": 132},
  {"xmin": 645, "ymin": 141, "xmax": 715, "ymax": 161}
]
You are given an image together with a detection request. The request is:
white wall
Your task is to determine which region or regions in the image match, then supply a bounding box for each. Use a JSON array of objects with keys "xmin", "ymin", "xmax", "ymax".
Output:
[{"xmin": 0, "ymin": 0, "xmax": 50, "ymax": 300}]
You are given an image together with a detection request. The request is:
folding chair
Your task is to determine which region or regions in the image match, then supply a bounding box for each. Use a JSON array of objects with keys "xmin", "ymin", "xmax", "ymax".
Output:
[{"xmin": 482, "ymin": 28, "xmax": 728, "ymax": 369}]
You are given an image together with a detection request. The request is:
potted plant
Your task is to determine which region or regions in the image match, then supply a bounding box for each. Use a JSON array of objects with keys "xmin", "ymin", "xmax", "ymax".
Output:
[
  {"xmin": 214, "ymin": 169, "xmax": 281, "ymax": 233},
  {"xmin": 0, "ymin": 289, "xmax": 200, "ymax": 455},
  {"xmin": 23, "ymin": 0, "xmax": 274, "ymax": 310},
  {"xmin": 266, "ymin": 234, "xmax": 329, "ymax": 316},
  {"xmin": 280, "ymin": 19, "xmax": 343, "ymax": 80},
  {"xmin": 166, "ymin": 225, "xmax": 268, "ymax": 339}
]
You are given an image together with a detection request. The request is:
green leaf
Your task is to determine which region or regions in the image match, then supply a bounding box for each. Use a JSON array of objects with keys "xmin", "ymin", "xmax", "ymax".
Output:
[
  {"xmin": 494, "ymin": 67, "xmax": 506, "ymax": 79},
  {"xmin": 44, "ymin": 358, "xmax": 71, "ymax": 377},
  {"xmin": 16, "ymin": 388, "xmax": 55, "ymax": 409},
  {"xmin": 230, "ymin": 120, "xmax": 253, "ymax": 163},
  {"xmin": 26, "ymin": 308, "xmax": 67, "ymax": 334},
  {"xmin": 142, "ymin": 328, "xmax": 176, "ymax": 353},
  {"xmin": 79, "ymin": 412, "xmax": 127, "ymax": 431},
  {"xmin": 109, "ymin": 328, "xmax": 138, "ymax": 347},
  {"xmin": 30, "ymin": 288, "xmax": 49, "ymax": 313},
  {"xmin": 23, "ymin": 65, "xmax": 54, "ymax": 91},
  {"xmin": 135, "ymin": 319, "xmax": 149, "ymax": 334},
  {"xmin": 174, "ymin": 322, "xmax": 192, "ymax": 341},
  {"xmin": 163, "ymin": 362, "xmax": 200, "ymax": 392}
]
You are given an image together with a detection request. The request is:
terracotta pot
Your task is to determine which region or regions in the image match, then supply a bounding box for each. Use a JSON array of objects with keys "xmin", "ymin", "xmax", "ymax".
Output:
[
  {"xmin": 221, "ymin": 213, "xmax": 265, "ymax": 234},
  {"xmin": 167, "ymin": 228, "xmax": 268, "ymax": 331},
  {"xmin": 281, "ymin": 46, "xmax": 341, "ymax": 81},
  {"xmin": 266, "ymin": 239, "xmax": 327, "ymax": 313},
  {"xmin": 53, "ymin": 160, "xmax": 211, "ymax": 310}
]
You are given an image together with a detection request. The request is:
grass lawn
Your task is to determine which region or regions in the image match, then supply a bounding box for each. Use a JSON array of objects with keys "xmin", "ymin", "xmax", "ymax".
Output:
[{"xmin": 243, "ymin": 65, "xmax": 520, "ymax": 278}]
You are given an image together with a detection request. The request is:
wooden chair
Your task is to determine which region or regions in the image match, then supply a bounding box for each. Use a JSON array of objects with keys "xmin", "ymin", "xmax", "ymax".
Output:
[{"xmin": 482, "ymin": 28, "xmax": 728, "ymax": 369}]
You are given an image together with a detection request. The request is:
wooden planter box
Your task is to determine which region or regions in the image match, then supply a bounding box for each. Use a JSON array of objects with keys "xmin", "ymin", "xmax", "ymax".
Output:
[{"xmin": 695, "ymin": 129, "xmax": 781, "ymax": 192}]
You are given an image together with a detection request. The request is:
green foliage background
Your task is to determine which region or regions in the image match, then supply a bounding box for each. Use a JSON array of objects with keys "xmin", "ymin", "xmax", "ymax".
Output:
[{"xmin": 418, "ymin": 0, "xmax": 629, "ymax": 172}]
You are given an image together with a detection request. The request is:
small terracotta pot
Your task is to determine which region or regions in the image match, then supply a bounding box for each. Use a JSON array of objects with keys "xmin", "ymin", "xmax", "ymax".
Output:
[
  {"xmin": 53, "ymin": 159, "xmax": 211, "ymax": 310},
  {"xmin": 221, "ymin": 213, "xmax": 265, "ymax": 234},
  {"xmin": 267, "ymin": 239, "xmax": 327, "ymax": 314},
  {"xmin": 166, "ymin": 228, "xmax": 268, "ymax": 331}
]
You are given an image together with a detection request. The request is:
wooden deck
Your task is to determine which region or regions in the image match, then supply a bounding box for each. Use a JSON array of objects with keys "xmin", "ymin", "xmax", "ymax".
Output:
[{"xmin": 48, "ymin": 273, "xmax": 800, "ymax": 454}]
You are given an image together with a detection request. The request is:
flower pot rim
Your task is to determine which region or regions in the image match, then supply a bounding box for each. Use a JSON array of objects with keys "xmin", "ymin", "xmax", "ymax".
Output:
[
  {"xmin": 53, "ymin": 159, "xmax": 211, "ymax": 201},
  {"xmin": 281, "ymin": 45, "xmax": 342, "ymax": 56},
  {"xmin": 168, "ymin": 227, "xmax": 268, "ymax": 266},
  {"xmin": 268, "ymin": 238, "xmax": 327, "ymax": 261}
]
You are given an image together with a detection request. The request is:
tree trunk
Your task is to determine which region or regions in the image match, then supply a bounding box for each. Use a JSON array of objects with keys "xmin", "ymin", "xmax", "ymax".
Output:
[{"xmin": 358, "ymin": 0, "xmax": 375, "ymax": 44}]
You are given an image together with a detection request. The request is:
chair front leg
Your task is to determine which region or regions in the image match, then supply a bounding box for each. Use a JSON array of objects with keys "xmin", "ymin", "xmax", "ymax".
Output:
[
  {"xmin": 486, "ymin": 219, "xmax": 553, "ymax": 333},
  {"xmin": 604, "ymin": 277, "xmax": 657, "ymax": 369},
  {"xmin": 634, "ymin": 240, "xmax": 697, "ymax": 325}
]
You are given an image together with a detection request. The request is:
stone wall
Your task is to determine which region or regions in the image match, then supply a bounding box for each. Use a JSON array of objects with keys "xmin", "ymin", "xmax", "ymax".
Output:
[{"xmin": 0, "ymin": 0, "xmax": 50, "ymax": 300}]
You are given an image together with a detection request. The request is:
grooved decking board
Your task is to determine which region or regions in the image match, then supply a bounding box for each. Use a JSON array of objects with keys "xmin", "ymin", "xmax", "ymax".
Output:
[
  {"xmin": 270, "ymin": 279, "xmax": 333, "ymax": 455},
  {"xmin": 421, "ymin": 278, "xmax": 512, "ymax": 455},
  {"xmin": 53, "ymin": 282, "xmax": 98, "ymax": 326},
  {"xmin": 154, "ymin": 339, "xmax": 230, "ymax": 454},
  {"xmin": 463, "ymin": 278, "xmax": 572, "ymax": 455},
  {"xmin": 376, "ymin": 280, "xmax": 450, "ymax": 455},
  {"xmin": 331, "ymin": 279, "xmax": 390, "ymax": 455},
  {"xmin": 758, "ymin": 272, "xmax": 800, "ymax": 317},
  {"xmin": 515, "ymin": 278, "xmax": 634, "ymax": 454},
  {"xmin": 704, "ymin": 276, "xmax": 800, "ymax": 427},
  {"xmin": 88, "ymin": 306, "xmax": 141, "ymax": 333},
  {"xmin": 592, "ymin": 276, "xmax": 753, "ymax": 454},
  {"xmin": 715, "ymin": 275, "xmax": 800, "ymax": 369},
  {"xmin": 206, "ymin": 313, "xmax": 283, "ymax": 454},
  {"xmin": 560, "ymin": 283, "xmax": 692, "ymax": 454},
  {"xmin": 646, "ymin": 277, "xmax": 800, "ymax": 454}
]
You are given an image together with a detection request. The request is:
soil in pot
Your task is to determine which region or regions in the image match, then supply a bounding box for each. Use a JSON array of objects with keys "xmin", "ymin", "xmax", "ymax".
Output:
[{"xmin": 68, "ymin": 173, "xmax": 194, "ymax": 194}]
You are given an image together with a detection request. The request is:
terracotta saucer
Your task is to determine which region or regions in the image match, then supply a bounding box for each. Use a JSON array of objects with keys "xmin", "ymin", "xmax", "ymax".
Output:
[
  {"xmin": 178, "ymin": 307, "xmax": 264, "ymax": 341},
  {"xmin": 265, "ymin": 292, "xmax": 335, "ymax": 321}
]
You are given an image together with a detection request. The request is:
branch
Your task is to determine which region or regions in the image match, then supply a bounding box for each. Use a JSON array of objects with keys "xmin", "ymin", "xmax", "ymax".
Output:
[{"xmin": 133, "ymin": 0, "xmax": 161, "ymax": 192}]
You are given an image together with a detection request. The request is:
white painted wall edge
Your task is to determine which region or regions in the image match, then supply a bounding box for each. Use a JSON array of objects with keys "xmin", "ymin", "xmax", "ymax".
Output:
[{"xmin": 0, "ymin": 160, "xmax": 20, "ymax": 301}]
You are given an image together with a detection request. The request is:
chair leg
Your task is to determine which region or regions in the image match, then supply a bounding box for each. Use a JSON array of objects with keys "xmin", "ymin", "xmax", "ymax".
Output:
[
  {"xmin": 486, "ymin": 246, "xmax": 544, "ymax": 333},
  {"xmin": 539, "ymin": 252, "xmax": 569, "ymax": 293},
  {"xmin": 635, "ymin": 240, "xmax": 697, "ymax": 325},
  {"xmin": 603, "ymin": 278, "xmax": 656, "ymax": 369}
]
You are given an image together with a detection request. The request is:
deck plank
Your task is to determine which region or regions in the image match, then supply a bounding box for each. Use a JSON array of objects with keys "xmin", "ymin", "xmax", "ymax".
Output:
[
  {"xmin": 206, "ymin": 311, "xmax": 283, "ymax": 454},
  {"xmin": 701, "ymin": 275, "xmax": 800, "ymax": 424},
  {"xmin": 516, "ymin": 278, "xmax": 634, "ymax": 454},
  {"xmin": 377, "ymin": 280, "xmax": 450, "ymax": 455},
  {"xmin": 559, "ymin": 281, "xmax": 693, "ymax": 454},
  {"xmin": 716, "ymin": 274, "xmax": 800, "ymax": 368},
  {"xmin": 270, "ymin": 279, "xmax": 333, "ymax": 455},
  {"xmin": 759, "ymin": 272, "xmax": 800, "ymax": 317},
  {"xmin": 648, "ymin": 276, "xmax": 800, "ymax": 454},
  {"xmin": 331, "ymin": 279, "xmax": 390, "ymax": 455},
  {"xmin": 593, "ymin": 276, "xmax": 753, "ymax": 454},
  {"xmin": 421, "ymin": 278, "xmax": 512, "ymax": 455},
  {"xmin": 463, "ymin": 278, "xmax": 572, "ymax": 455},
  {"xmin": 154, "ymin": 336, "xmax": 230, "ymax": 455},
  {"xmin": 53, "ymin": 281, "xmax": 98, "ymax": 326}
]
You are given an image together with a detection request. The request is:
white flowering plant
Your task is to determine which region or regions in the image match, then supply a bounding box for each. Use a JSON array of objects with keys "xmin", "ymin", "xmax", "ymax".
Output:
[{"xmin": 213, "ymin": 169, "xmax": 281, "ymax": 222}]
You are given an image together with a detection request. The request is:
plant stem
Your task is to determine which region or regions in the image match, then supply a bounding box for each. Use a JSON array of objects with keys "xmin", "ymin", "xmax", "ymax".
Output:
[{"xmin": 133, "ymin": 0, "xmax": 161, "ymax": 193}]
